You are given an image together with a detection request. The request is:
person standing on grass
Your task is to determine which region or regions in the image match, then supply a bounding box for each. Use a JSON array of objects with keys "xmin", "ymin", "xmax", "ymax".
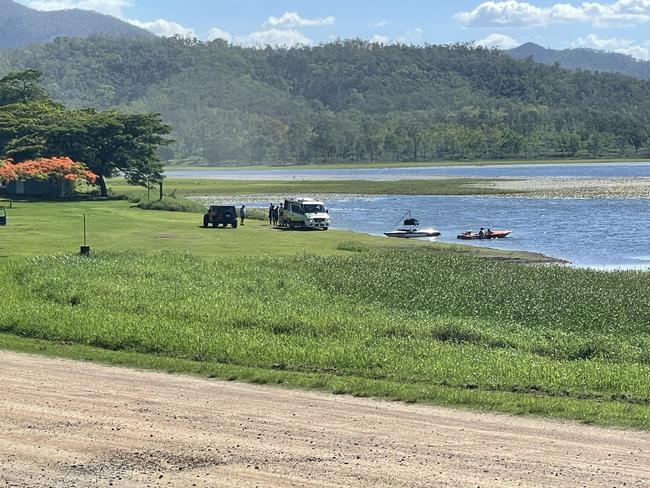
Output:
[
  {"xmin": 273, "ymin": 205, "xmax": 279, "ymax": 227},
  {"xmin": 268, "ymin": 203, "xmax": 274, "ymax": 226},
  {"xmin": 240, "ymin": 205, "xmax": 246, "ymax": 226}
]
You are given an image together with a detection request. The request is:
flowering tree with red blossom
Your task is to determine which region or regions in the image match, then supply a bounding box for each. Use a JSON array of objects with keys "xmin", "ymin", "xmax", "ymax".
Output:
[{"xmin": 0, "ymin": 157, "xmax": 97, "ymax": 187}]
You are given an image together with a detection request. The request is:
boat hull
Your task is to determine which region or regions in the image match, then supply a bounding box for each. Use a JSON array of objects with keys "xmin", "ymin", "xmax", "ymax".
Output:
[
  {"xmin": 457, "ymin": 230, "xmax": 511, "ymax": 240},
  {"xmin": 385, "ymin": 229, "xmax": 441, "ymax": 239}
]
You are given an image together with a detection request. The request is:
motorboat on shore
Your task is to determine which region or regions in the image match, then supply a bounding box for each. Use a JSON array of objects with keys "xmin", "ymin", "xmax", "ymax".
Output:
[
  {"xmin": 385, "ymin": 212, "xmax": 441, "ymax": 239},
  {"xmin": 457, "ymin": 230, "xmax": 511, "ymax": 240},
  {"xmin": 385, "ymin": 228, "xmax": 442, "ymax": 238}
]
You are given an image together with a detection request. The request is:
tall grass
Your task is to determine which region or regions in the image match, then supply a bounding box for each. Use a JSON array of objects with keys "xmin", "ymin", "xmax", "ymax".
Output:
[
  {"xmin": 1, "ymin": 249, "xmax": 648, "ymax": 418},
  {"xmin": 135, "ymin": 196, "xmax": 268, "ymax": 221},
  {"xmin": 136, "ymin": 197, "xmax": 205, "ymax": 213}
]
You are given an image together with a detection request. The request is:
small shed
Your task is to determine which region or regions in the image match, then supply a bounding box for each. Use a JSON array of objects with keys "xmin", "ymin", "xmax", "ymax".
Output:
[{"xmin": 6, "ymin": 179, "xmax": 74, "ymax": 198}]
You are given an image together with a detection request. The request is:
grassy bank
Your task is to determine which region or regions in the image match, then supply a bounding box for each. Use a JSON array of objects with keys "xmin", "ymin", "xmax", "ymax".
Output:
[
  {"xmin": 165, "ymin": 157, "xmax": 650, "ymax": 171},
  {"xmin": 0, "ymin": 200, "xmax": 554, "ymax": 261},
  {"xmin": 1, "ymin": 249, "xmax": 648, "ymax": 428},
  {"xmin": 1, "ymin": 200, "xmax": 647, "ymax": 429},
  {"xmin": 109, "ymin": 178, "xmax": 517, "ymax": 198}
]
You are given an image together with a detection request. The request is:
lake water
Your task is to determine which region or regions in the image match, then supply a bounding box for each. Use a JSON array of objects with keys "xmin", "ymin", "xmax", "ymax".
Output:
[
  {"xmin": 181, "ymin": 162, "xmax": 650, "ymax": 269},
  {"xmin": 324, "ymin": 195, "xmax": 650, "ymax": 270},
  {"xmin": 207, "ymin": 194, "xmax": 650, "ymax": 269},
  {"xmin": 168, "ymin": 162, "xmax": 650, "ymax": 181}
]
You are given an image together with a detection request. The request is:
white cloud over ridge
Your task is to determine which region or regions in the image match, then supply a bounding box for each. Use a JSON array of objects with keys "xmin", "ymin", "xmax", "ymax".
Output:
[
  {"xmin": 396, "ymin": 27, "xmax": 423, "ymax": 44},
  {"xmin": 26, "ymin": 0, "xmax": 131, "ymax": 17},
  {"xmin": 575, "ymin": 33, "xmax": 650, "ymax": 60},
  {"xmin": 128, "ymin": 18, "xmax": 195, "ymax": 37},
  {"xmin": 476, "ymin": 33, "xmax": 520, "ymax": 49},
  {"xmin": 371, "ymin": 34, "xmax": 390, "ymax": 44},
  {"xmin": 455, "ymin": 1, "xmax": 650, "ymax": 28},
  {"xmin": 236, "ymin": 29, "xmax": 313, "ymax": 48},
  {"xmin": 27, "ymin": 0, "xmax": 197, "ymax": 38},
  {"xmin": 366, "ymin": 28, "xmax": 425, "ymax": 46},
  {"xmin": 265, "ymin": 11, "xmax": 335, "ymax": 28},
  {"xmin": 207, "ymin": 27, "xmax": 232, "ymax": 43}
]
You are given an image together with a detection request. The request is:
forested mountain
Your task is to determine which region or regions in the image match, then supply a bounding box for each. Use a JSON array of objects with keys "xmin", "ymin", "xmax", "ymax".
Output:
[
  {"xmin": 506, "ymin": 42, "xmax": 650, "ymax": 81},
  {"xmin": 0, "ymin": 0, "xmax": 150, "ymax": 50},
  {"xmin": 2, "ymin": 36, "xmax": 650, "ymax": 164}
]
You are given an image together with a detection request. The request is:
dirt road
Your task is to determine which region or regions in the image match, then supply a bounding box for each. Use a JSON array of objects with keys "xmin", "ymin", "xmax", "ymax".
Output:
[{"xmin": 1, "ymin": 351, "xmax": 648, "ymax": 487}]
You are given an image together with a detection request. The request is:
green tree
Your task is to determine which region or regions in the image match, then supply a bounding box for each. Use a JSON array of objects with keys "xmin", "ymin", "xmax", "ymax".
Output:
[
  {"xmin": 49, "ymin": 110, "xmax": 172, "ymax": 196},
  {"xmin": 0, "ymin": 93, "xmax": 171, "ymax": 197},
  {"xmin": 0, "ymin": 70, "xmax": 48, "ymax": 106}
]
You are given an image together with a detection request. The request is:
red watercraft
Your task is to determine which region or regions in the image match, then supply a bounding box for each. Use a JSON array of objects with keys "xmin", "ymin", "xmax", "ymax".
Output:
[{"xmin": 457, "ymin": 230, "xmax": 511, "ymax": 240}]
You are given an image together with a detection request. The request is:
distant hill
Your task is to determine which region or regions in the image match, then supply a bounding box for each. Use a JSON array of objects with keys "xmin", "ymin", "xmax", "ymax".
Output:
[
  {"xmin": 506, "ymin": 42, "xmax": 650, "ymax": 80},
  {"xmin": 0, "ymin": 0, "xmax": 151, "ymax": 49},
  {"xmin": 3, "ymin": 37, "xmax": 650, "ymax": 163}
]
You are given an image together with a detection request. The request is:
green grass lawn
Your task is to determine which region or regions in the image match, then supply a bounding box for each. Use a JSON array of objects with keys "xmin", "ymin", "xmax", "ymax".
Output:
[
  {"xmin": 0, "ymin": 199, "xmax": 391, "ymax": 257},
  {"xmin": 0, "ymin": 199, "xmax": 552, "ymax": 261},
  {"xmin": 0, "ymin": 199, "xmax": 648, "ymax": 429}
]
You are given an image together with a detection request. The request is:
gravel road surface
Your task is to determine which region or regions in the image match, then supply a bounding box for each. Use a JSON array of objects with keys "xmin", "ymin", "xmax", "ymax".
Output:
[{"xmin": 1, "ymin": 351, "xmax": 648, "ymax": 487}]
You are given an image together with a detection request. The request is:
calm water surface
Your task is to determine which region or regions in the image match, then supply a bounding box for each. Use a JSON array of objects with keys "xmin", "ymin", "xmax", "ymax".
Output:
[
  {"xmin": 185, "ymin": 162, "xmax": 650, "ymax": 269},
  {"xmin": 227, "ymin": 194, "xmax": 650, "ymax": 269},
  {"xmin": 325, "ymin": 195, "xmax": 650, "ymax": 269},
  {"xmin": 168, "ymin": 162, "xmax": 650, "ymax": 180}
]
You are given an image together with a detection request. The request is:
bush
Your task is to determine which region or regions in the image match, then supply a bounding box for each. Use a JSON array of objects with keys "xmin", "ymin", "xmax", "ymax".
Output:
[
  {"xmin": 245, "ymin": 207, "xmax": 267, "ymax": 221},
  {"xmin": 136, "ymin": 197, "xmax": 205, "ymax": 213}
]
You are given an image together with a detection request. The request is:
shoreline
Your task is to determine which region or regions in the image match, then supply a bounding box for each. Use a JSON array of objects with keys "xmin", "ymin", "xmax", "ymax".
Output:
[
  {"xmin": 165, "ymin": 158, "xmax": 650, "ymax": 171},
  {"xmin": 187, "ymin": 190, "xmax": 650, "ymax": 270}
]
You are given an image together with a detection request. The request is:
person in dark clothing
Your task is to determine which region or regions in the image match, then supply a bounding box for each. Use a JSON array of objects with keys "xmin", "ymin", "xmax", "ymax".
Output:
[
  {"xmin": 268, "ymin": 204, "xmax": 274, "ymax": 226},
  {"xmin": 272, "ymin": 205, "xmax": 279, "ymax": 226},
  {"xmin": 240, "ymin": 205, "xmax": 246, "ymax": 225}
]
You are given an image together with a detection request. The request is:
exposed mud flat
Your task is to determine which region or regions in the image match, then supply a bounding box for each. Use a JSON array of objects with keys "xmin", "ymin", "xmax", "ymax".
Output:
[
  {"xmin": 1, "ymin": 351, "xmax": 648, "ymax": 487},
  {"xmin": 479, "ymin": 177, "xmax": 650, "ymax": 199}
]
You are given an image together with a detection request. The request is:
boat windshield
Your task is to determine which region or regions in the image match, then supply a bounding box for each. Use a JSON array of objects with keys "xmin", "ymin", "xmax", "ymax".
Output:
[{"xmin": 303, "ymin": 204, "xmax": 325, "ymax": 213}]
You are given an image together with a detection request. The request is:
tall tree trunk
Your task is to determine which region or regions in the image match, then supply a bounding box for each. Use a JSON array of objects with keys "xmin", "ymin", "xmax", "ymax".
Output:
[{"xmin": 97, "ymin": 175, "xmax": 108, "ymax": 198}]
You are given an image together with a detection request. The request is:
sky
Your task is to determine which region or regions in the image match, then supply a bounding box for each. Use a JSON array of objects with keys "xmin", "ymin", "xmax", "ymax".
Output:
[{"xmin": 14, "ymin": 0, "xmax": 650, "ymax": 60}]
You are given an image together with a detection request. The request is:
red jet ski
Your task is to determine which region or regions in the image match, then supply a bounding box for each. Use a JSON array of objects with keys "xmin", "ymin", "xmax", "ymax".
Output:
[{"xmin": 457, "ymin": 230, "xmax": 511, "ymax": 240}]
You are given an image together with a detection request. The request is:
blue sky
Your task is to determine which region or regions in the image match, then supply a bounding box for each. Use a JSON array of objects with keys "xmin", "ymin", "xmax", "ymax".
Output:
[{"xmin": 16, "ymin": 0, "xmax": 650, "ymax": 59}]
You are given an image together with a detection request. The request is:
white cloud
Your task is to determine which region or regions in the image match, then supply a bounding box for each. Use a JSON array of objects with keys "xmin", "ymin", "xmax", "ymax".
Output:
[
  {"xmin": 373, "ymin": 27, "xmax": 425, "ymax": 46},
  {"xmin": 476, "ymin": 33, "xmax": 521, "ymax": 49},
  {"xmin": 265, "ymin": 11, "xmax": 335, "ymax": 28},
  {"xmin": 207, "ymin": 27, "xmax": 232, "ymax": 43},
  {"xmin": 575, "ymin": 33, "xmax": 650, "ymax": 60},
  {"xmin": 369, "ymin": 20, "xmax": 390, "ymax": 28},
  {"xmin": 128, "ymin": 18, "xmax": 195, "ymax": 37},
  {"xmin": 455, "ymin": 1, "xmax": 650, "ymax": 28},
  {"xmin": 26, "ymin": 0, "xmax": 131, "ymax": 17},
  {"xmin": 371, "ymin": 34, "xmax": 390, "ymax": 44},
  {"xmin": 26, "ymin": 0, "xmax": 199, "ymax": 38},
  {"xmin": 236, "ymin": 29, "xmax": 313, "ymax": 48},
  {"xmin": 396, "ymin": 27, "xmax": 423, "ymax": 45}
]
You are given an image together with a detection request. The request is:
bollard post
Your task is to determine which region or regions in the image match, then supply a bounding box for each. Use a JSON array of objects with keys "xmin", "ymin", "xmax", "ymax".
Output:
[{"xmin": 80, "ymin": 213, "xmax": 91, "ymax": 255}]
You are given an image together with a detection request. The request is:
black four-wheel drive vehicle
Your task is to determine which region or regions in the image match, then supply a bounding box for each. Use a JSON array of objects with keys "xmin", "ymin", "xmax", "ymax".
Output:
[{"xmin": 203, "ymin": 205, "xmax": 238, "ymax": 228}]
